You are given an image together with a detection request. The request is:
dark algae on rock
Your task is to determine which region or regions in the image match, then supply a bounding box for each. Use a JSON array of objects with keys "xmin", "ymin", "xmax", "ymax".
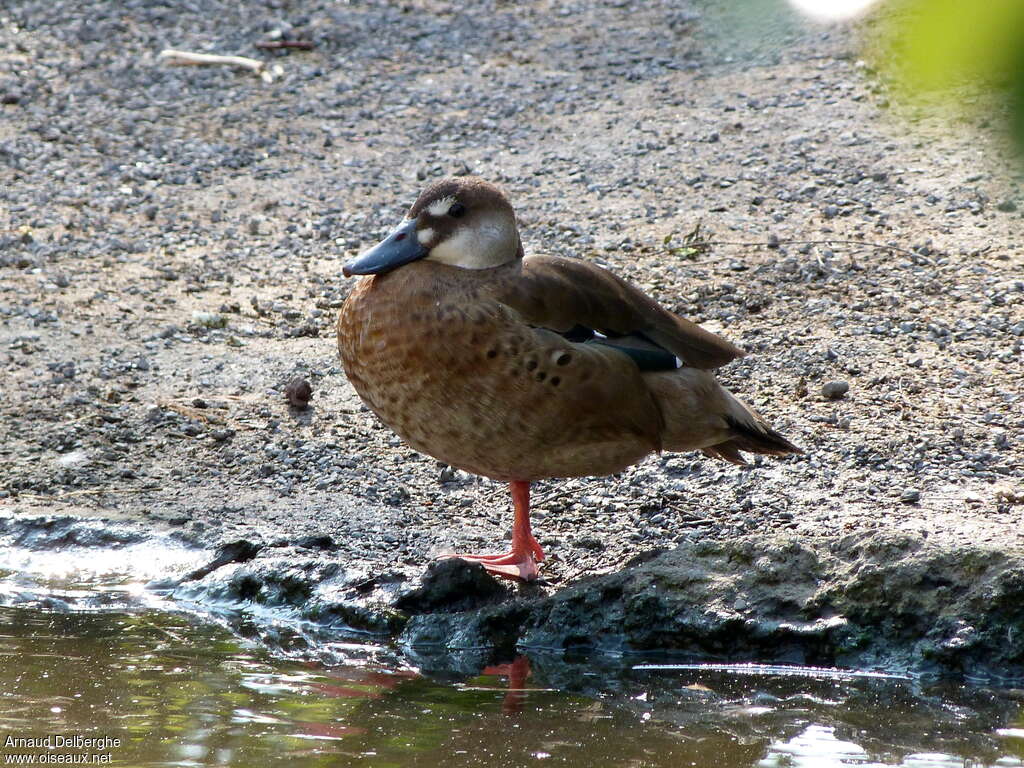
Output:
[
  {"xmin": 390, "ymin": 531, "xmax": 1024, "ymax": 680},
  {"xmin": 162, "ymin": 518, "xmax": 1022, "ymax": 680}
]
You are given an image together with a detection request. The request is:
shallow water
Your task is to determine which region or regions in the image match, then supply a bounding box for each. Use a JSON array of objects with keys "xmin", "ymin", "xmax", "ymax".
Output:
[{"xmin": 2, "ymin": 558, "xmax": 1024, "ymax": 768}]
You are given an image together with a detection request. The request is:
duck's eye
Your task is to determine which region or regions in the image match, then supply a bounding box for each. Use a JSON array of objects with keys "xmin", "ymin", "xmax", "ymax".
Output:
[{"xmin": 448, "ymin": 202, "xmax": 466, "ymax": 218}]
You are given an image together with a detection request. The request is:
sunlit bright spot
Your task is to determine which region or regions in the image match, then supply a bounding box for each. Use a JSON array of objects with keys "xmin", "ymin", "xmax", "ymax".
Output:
[{"xmin": 787, "ymin": 0, "xmax": 882, "ymax": 22}]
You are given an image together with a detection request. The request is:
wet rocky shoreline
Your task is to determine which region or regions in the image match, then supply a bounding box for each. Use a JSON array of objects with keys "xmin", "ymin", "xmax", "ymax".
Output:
[{"xmin": 4, "ymin": 513, "xmax": 1022, "ymax": 682}]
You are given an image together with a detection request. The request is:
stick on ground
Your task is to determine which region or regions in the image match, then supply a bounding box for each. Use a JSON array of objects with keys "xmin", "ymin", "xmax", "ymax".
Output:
[{"xmin": 158, "ymin": 48, "xmax": 282, "ymax": 83}]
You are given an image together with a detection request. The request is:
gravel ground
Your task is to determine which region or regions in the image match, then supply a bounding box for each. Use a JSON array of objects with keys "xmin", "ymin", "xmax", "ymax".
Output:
[{"xmin": 1, "ymin": 0, "xmax": 1022, "ymax": 595}]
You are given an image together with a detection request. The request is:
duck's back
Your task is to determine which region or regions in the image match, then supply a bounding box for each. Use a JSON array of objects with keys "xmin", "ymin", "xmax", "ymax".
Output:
[{"xmin": 338, "ymin": 260, "xmax": 663, "ymax": 482}]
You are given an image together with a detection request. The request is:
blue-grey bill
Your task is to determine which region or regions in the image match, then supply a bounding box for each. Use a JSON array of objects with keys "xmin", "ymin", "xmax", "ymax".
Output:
[{"xmin": 342, "ymin": 219, "xmax": 427, "ymax": 277}]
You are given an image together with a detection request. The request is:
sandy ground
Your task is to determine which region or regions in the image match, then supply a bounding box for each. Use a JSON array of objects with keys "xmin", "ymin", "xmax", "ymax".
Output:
[{"xmin": 1, "ymin": 0, "xmax": 1022, "ymax": 592}]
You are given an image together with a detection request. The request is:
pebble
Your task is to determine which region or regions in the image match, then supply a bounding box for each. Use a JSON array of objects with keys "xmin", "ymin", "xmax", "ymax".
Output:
[
  {"xmin": 821, "ymin": 381, "xmax": 849, "ymax": 399},
  {"xmin": 284, "ymin": 378, "xmax": 313, "ymax": 409},
  {"xmin": 900, "ymin": 489, "xmax": 921, "ymax": 504},
  {"xmin": 191, "ymin": 311, "xmax": 227, "ymax": 329}
]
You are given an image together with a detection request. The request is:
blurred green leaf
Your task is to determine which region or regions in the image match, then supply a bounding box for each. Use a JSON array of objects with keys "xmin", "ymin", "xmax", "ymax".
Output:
[{"xmin": 873, "ymin": 0, "xmax": 1024, "ymax": 159}]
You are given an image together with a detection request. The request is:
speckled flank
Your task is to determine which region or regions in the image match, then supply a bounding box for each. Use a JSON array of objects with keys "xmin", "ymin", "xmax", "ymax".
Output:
[{"xmin": 339, "ymin": 261, "xmax": 662, "ymax": 481}]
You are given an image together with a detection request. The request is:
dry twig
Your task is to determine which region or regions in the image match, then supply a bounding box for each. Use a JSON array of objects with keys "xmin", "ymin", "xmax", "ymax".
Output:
[
  {"xmin": 255, "ymin": 40, "xmax": 315, "ymax": 51},
  {"xmin": 158, "ymin": 48, "xmax": 282, "ymax": 83},
  {"xmin": 16, "ymin": 487, "xmax": 148, "ymax": 501}
]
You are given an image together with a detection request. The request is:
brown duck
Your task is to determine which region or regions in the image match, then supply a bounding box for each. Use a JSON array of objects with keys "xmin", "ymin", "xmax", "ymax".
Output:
[{"xmin": 338, "ymin": 177, "xmax": 800, "ymax": 581}]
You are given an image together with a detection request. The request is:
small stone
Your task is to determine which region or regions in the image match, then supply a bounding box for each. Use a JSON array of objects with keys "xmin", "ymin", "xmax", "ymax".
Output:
[
  {"xmin": 191, "ymin": 310, "xmax": 227, "ymax": 329},
  {"xmin": 823, "ymin": 204, "xmax": 839, "ymax": 219},
  {"xmin": 285, "ymin": 378, "xmax": 313, "ymax": 409},
  {"xmin": 821, "ymin": 380, "xmax": 849, "ymax": 399},
  {"xmin": 900, "ymin": 488, "xmax": 921, "ymax": 504},
  {"xmin": 995, "ymin": 486, "xmax": 1022, "ymax": 505},
  {"xmin": 996, "ymin": 200, "xmax": 1017, "ymax": 213}
]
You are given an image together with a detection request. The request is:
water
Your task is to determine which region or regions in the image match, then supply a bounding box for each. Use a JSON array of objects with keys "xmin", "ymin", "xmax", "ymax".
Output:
[{"xmin": 3, "ymin": 593, "xmax": 1024, "ymax": 766}]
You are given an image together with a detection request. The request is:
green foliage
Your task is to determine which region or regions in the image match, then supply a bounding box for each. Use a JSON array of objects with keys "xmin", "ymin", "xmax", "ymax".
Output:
[
  {"xmin": 664, "ymin": 221, "xmax": 711, "ymax": 260},
  {"xmin": 873, "ymin": 0, "xmax": 1024, "ymax": 159}
]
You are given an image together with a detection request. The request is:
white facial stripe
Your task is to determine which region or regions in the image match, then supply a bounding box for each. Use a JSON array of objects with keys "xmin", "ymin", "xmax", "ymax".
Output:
[
  {"xmin": 427, "ymin": 197, "xmax": 455, "ymax": 218},
  {"xmin": 417, "ymin": 227, "xmax": 434, "ymax": 245}
]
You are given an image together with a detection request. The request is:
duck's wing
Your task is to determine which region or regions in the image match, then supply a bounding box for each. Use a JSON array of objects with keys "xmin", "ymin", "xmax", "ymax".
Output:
[{"xmin": 494, "ymin": 255, "xmax": 745, "ymax": 370}]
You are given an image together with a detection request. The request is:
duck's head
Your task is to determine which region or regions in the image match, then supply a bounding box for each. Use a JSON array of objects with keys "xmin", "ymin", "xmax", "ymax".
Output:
[{"xmin": 342, "ymin": 177, "xmax": 522, "ymax": 277}]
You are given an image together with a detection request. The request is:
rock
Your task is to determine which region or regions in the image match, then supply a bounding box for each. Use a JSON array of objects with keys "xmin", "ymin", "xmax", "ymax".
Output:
[
  {"xmin": 191, "ymin": 311, "xmax": 227, "ymax": 329},
  {"xmin": 284, "ymin": 378, "xmax": 313, "ymax": 409},
  {"xmin": 821, "ymin": 380, "xmax": 849, "ymax": 399},
  {"xmin": 900, "ymin": 488, "xmax": 921, "ymax": 504},
  {"xmin": 399, "ymin": 601, "xmax": 530, "ymax": 654},
  {"xmin": 0, "ymin": 516, "xmax": 148, "ymax": 549},
  {"xmin": 393, "ymin": 558, "xmax": 510, "ymax": 615},
  {"xmin": 295, "ymin": 534, "xmax": 337, "ymax": 550},
  {"xmin": 509, "ymin": 533, "xmax": 1024, "ymax": 678},
  {"xmin": 178, "ymin": 539, "xmax": 263, "ymax": 583}
]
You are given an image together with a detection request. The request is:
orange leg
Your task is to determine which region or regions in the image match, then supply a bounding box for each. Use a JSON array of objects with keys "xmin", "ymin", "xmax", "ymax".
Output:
[
  {"xmin": 443, "ymin": 480, "xmax": 544, "ymax": 581},
  {"xmin": 482, "ymin": 655, "xmax": 532, "ymax": 715}
]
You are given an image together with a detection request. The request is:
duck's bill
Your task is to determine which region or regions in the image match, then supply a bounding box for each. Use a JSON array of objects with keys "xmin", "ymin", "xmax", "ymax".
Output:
[{"xmin": 342, "ymin": 219, "xmax": 427, "ymax": 277}]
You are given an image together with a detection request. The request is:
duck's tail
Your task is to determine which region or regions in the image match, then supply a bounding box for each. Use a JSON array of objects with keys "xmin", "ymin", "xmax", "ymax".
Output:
[
  {"xmin": 644, "ymin": 369, "xmax": 802, "ymax": 466},
  {"xmin": 700, "ymin": 411, "xmax": 802, "ymax": 465}
]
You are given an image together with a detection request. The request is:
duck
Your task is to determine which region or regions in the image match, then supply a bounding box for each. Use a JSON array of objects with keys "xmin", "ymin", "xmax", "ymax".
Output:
[{"xmin": 337, "ymin": 177, "xmax": 800, "ymax": 581}]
